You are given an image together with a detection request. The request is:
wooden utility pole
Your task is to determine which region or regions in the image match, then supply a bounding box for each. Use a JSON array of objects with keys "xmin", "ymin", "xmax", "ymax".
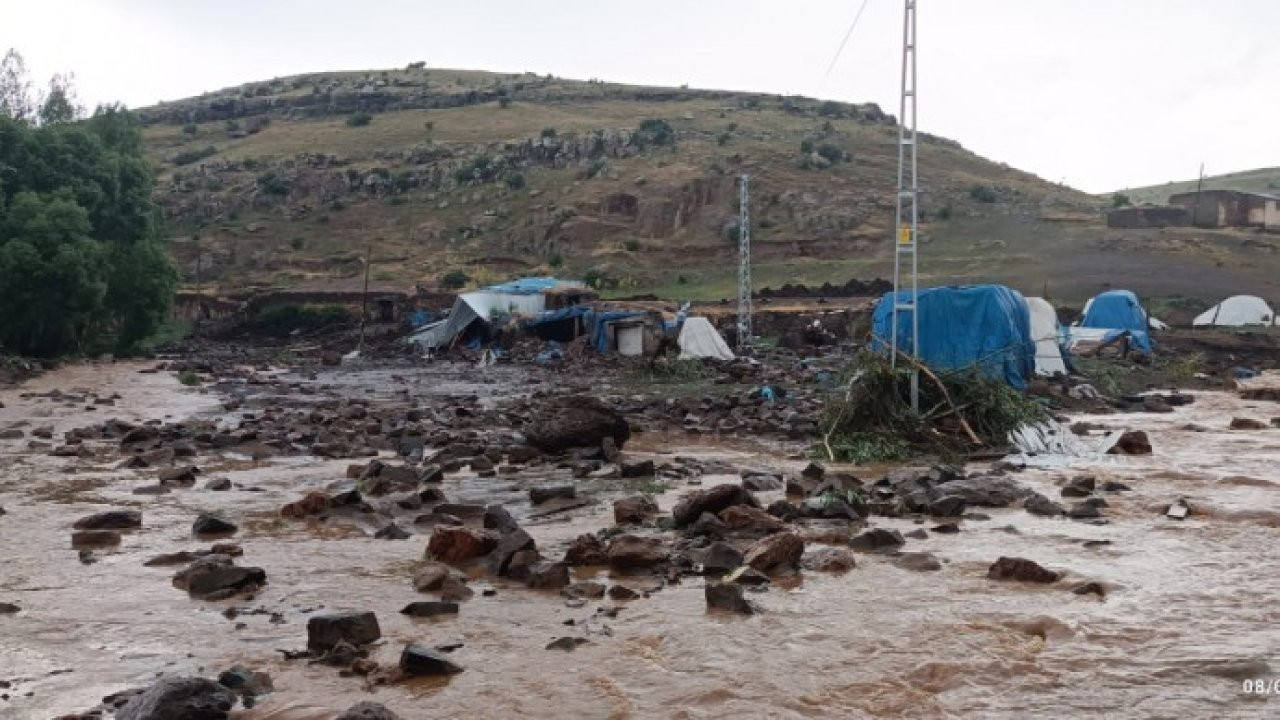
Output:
[{"xmin": 358, "ymin": 244, "xmax": 372, "ymax": 352}]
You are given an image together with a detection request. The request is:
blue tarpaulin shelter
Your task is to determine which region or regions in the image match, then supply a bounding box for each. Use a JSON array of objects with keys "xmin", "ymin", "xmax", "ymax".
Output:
[
  {"xmin": 872, "ymin": 284, "xmax": 1036, "ymax": 389},
  {"xmin": 1080, "ymin": 290, "xmax": 1152, "ymax": 354}
]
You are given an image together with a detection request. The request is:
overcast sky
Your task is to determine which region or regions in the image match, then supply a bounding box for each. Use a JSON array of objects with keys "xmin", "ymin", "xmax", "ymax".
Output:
[{"xmin": 4, "ymin": 0, "xmax": 1276, "ymax": 193}]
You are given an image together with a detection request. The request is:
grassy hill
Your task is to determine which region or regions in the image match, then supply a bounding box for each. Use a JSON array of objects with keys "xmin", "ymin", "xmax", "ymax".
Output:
[
  {"xmin": 1114, "ymin": 167, "xmax": 1280, "ymax": 206},
  {"xmin": 140, "ymin": 66, "xmax": 1280, "ymax": 305}
]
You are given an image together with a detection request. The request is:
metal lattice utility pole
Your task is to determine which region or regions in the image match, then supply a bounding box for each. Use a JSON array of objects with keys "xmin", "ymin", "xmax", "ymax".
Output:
[
  {"xmin": 890, "ymin": 0, "xmax": 920, "ymax": 412},
  {"xmin": 737, "ymin": 174, "xmax": 753, "ymax": 346}
]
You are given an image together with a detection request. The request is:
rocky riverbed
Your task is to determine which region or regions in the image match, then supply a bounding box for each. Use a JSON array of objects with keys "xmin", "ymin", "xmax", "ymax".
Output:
[{"xmin": 2, "ymin": 356, "xmax": 1280, "ymax": 719}]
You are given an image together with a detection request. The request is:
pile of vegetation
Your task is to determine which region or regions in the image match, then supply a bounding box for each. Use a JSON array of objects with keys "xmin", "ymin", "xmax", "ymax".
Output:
[{"xmin": 819, "ymin": 351, "xmax": 1048, "ymax": 463}]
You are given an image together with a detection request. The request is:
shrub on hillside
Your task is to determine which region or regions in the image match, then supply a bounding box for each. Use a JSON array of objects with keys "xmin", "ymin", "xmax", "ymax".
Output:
[
  {"xmin": 346, "ymin": 112, "xmax": 372, "ymax": 127},
  {"xmin": 172, "ymin": 145, "xmax": 217, "ymax": 166},
  {"xmin": 969, "ymin": 184, "xmax": 998, "ymax": 203},
  {"xmin": 1111, "ymin": 192, "xmax": 1131, "ymax": 208},
  {"xmin": 256, "ymin": 171, "xmax": 290, "ymax": 197},
  {"xmin": 441, "ymin": 270, "xmax": 470, "ymax": 289},
  {"xmin": 816, "ymin": 143, "xmax": 843, "ymax": 165},
  {"xmin": 637, "ymin": 118, "xmax": 675, "ymax": 147}
]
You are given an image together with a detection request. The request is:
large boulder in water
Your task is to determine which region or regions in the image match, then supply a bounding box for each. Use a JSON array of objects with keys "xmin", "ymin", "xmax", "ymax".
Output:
[
  {"xmin": 115, "ymin": 677, "xmax": 236, "ymax": 720},
  {"xmin": 523, "ymin": 396, "xmax": 630, "ymax": 453}
]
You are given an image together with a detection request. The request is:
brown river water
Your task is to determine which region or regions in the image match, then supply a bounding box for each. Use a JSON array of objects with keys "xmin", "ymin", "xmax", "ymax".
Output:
[{"xmin": 3, "ymin": 361, "xmax": 1280, "ymax": 719}]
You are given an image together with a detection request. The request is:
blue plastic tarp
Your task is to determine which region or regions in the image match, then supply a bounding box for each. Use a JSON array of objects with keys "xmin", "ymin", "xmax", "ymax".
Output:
[
  {"xmin": 485, "ymin": 277, "xmax": 580, "ymax": 295},
  {"xmin": 872, "ymin": 284, "xmax": 1035, "ymax": 389},
  {"xmin": 1081, "ymin": 290, "xmax": 1152, "ymax": 353}
]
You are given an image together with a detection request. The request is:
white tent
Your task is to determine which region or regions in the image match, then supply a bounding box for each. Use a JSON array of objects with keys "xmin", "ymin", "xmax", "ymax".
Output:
[
  {"xmin": 1193, "ymin": 295, "xmax": 1276, "ymax": 327},
  {"xmin": 409, "ymin": 291, "xmax": 548, "ymax": 350},
  {"xmin": 1026, "ymin": 297, "xmax": 1067, "ymax": 376},
  {"xmin": 677, "ymin": 317, "xmax": 735, "ymax": 360}
]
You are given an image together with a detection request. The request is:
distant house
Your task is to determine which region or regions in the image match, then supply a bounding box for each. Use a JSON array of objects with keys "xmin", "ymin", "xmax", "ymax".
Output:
[
  {"xmin": 1106, "ymin": 204, "xmax": 1190, "ymax": 229},
  {"xmin": 1167, "ymin": 190, "xmax": 1280, "ymax": 232}
]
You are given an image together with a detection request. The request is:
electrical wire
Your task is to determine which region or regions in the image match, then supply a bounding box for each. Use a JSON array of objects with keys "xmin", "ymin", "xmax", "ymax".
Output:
[{"xmin": 819, "ymin": 0, "xmax": 873, "ymax": 92}]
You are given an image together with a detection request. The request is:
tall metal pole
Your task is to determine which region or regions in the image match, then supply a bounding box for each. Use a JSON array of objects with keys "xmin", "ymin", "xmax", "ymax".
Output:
[
  {"xmin": 890, "ymin": 0, "xmax": 920, "ymax": 412},
  {"xmin": 358, "ymin": 244, "xmax": 372, "ymax": 353},
  {"xmin": 737, "ymin": 174, "xmax": 753, "ymax": 346}
]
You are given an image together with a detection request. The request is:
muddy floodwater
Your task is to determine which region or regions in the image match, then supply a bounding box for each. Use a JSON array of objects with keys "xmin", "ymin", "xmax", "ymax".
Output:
[{"xmin": 3, "ymin": 361, "xmax": 1280, "ymax": 718}]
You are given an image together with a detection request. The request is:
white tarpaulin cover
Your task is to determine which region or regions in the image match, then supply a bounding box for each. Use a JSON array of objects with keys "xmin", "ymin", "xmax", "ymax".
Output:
[
  {"xmin": 1193, "ymin": 295, "xmax": 1276, "ymax": 327},
  {"xmin": 409, "ymin": 291, "xmax": 548, "ymax": 349},
  {"xmin": 1026, "ymin": 297, "xmax": 1067, "ymax": 376},
  {"xmin": 677, "ymin": 317, "xmax": 735, "ymax": 360}
]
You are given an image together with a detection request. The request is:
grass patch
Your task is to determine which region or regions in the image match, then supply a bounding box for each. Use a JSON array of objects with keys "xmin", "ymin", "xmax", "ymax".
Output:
[
  {"xmin": 627, "ymin": 358, "xmax": 707, "ymax": 384},
  {"xmin": 137, "ymin": 320, "xmax": 191, "ymax": 352},
  {"xmin": 177, "ymin": 370, "xmax": 201, "ymax": 386}
]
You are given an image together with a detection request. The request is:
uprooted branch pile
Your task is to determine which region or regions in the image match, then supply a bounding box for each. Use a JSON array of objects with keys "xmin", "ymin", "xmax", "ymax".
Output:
[{"xmin": 819, "ymin": 352, "xmax": 1047, "ymax": 463}]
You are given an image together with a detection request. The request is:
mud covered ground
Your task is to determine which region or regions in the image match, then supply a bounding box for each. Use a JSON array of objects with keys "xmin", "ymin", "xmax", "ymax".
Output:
[{"xmin": 3, "ymin": 353, "xmax": 1280, "ymax": 719}]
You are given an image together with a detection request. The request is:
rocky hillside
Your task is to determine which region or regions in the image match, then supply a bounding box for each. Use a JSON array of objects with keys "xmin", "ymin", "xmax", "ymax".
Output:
[{"xmin": 142, "ymin": 66, "xmax": 1280, "ymax": 303}]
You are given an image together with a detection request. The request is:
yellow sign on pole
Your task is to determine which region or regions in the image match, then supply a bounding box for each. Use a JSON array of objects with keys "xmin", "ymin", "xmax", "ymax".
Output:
[{"xmin": 898, "ymin": 226, "xmax": 912, "ymax": 245}]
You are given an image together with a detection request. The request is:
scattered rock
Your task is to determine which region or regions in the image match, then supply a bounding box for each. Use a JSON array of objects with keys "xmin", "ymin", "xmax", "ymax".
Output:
[
  {"xmin": 700, "ymin": 542, "xmax": 744, "ymax": 575},
  {"xmin": 486, "ymin": 529, "xmax": 537, "ymax": 576},
  {"xmin": 193, "ymin": 513, "xmax": 237, "ymax": 537},
  {"xmin": 524, "ymin": 562, "xmax": 571, "ymax": 589},
  {"xmin": 705, "ymin": 582, "xmax": 755, "ymax": 614},
  {"xmin": 0, "ymin": 602, "xmax": 19, "ymax": 614},
  {"xmin": 930, "ymin": 495, "xmax": 967, "ymax": 517},
  {"xmin": 307, "ymin": 612, "xmax": 381, "ymax": 653},
  {"xmin": 205, "ymin": 477, "xmax": 232, "ymax": 491},
  {"xmin": 742, "ymin": 532, "xmax": 804, "ymax": 574},
  {"xmin": 802, "ymin": 546, "xmax": 857, "ymax": 573},
  {"xmin": 606, "ymin": 534, "xmax": 668, "ymax": 569},
  {"xmin": 1024, "ymin": 493, "xmax": 1065, "ymax": 517},
  {"xmin": 620, "ymin": 459, "xmax": 655, "ymax": 478},
  {"xmin": 400, "ymin": 601, "xmax": 459, "ymax": 618},
  {"xmin": 1108, "ymin": 430, "xmax": 1152, "ymax": 455},
  {"xmin": 482, "ymin": 504, "xmax": 520, "ymax": 534},
  {"xmin": 174, "ymin": 556, "xmax": 266, "ymax": 599},
  {"xmin": 529, "ymin": 485, "xmax": 576, "ymax": 504},
  {"xmin": 564, "ymin": 581, "xmax": 607, "ymax": 599},
  {"xmin": 1071, "ymin": 581, "xmax": 1106, "ymax": 598},
  {"xmin": 607, "ymin": 584, "xmax": 641, "ymax": 600},
  {"xmin": 1230, "ymin": 417, "xmax": 1269, "ymax": 430},
  {"xmin": 72, "ymin": 529, "xmax": 121, "ymax": 548},
  {"xmin": 73, "ymin": 509, "xmax": 141, "ymax": 530},
  {"xmin": 374, "ymin": 523, "xmax": 411, "ymax": 540},
  {"xmin": 891, "ymin": 552, "xmax": 942, "ymax": 572},
  {"xmin": 336, "ymin": 701, "xmax": 403, "ymax": 720},
  {"xmin": 742, "ymin": 473, "xmax": 783, "ymax": 492},
  {"xmin": 937, "ymin": 475, "xmax": 1030, "ymax": 507},
  {"xmin": 427, "ymin": 526, "xmax": 499, "ymax": 564},
  {"xmin": 987, "ymin": 556, "xmax": 1059, "ymax": 583},
  {"xmin": 848, "ymin": 528, "xmax": 905, "ymax": 552},
  {"xmin": 1061, "ymin": 476, "xmax": 1096, "ymax": 497},
  {"xmin": 718, "ymin": 504, "xmax": 786, "ymax": 536},
  {"xmin": 545, "ymin": 637, "xmax": 590, "ymax": 651},
  {"xmin": 613, "ymin": 495, "xmax": 659, "ymax": 524},
  {"xmin": 672, "ymin": 484, "xmax": 759, "ymax": 527},
  {"xmin": 563, "ymin": 534, "xmax": 608, "ymax": 565},
  {"xmin": 115, "ymin": 677, "xmax": 236, "ymax": 720},
  {"xmin": 523, "ymin": 396, "xmax": 630, "ymax": 453},
  {"xmin": 400, "ymin": 643, "xmax": 463, "ymax": 676}
]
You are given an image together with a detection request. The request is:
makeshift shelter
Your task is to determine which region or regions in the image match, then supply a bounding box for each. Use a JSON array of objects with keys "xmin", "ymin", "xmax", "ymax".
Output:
[
  {"xmin": 872, "ymin": 285, "xmax": 1035, "ymax": 389},
  {"xmin": 409, "ymin": 277, "xmax": 585, "ymax": 350},
  {"xmin": 1076, "ymin": 290, "xmax": 1152, "ymax": 354},
  {"xmin": 677, "ymin": 317, "xmax": 735, "ymax": 360},
  {"xmin": 1026, "ymin": 297, "xmax": 1068, "ymax": 376},
  {"xmin": 1193, "ymin": 295, "xmax": 1275, "ymax": 327}
]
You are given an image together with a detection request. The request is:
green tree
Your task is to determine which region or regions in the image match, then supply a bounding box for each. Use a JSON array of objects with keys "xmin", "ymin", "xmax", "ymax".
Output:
[
  {"xmin": 38, "ymin": 73, "xmax": 81, "ymax": 125},
  {"xmin": 0, "ymin": 49, "xmax": 34, "ymax": 122},
  {"xmin": 0, "ymin": 98, "xmax": 176, "ymax": 356},
  {"xmin": 1111, "ymin": 192, "xmax": 1131, "ymax": 208}
]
